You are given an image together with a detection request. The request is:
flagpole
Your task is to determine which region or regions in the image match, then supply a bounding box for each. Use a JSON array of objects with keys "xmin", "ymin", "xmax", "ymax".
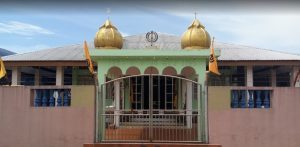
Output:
[
  {"xmin": 211, "ymin": 37, "xmax": 214, "ymax": 49},
  {"xmin": 83, "ymin": 40, "xmax": 99, "ymax": 142},
  {"xmin": 205, "ymin": 36, "xmax": 215, "ymax": 143}
]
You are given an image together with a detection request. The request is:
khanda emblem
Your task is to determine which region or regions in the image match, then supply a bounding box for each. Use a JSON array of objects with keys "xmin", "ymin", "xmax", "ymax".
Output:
[
  {"xmin": 209, "ymin": 54, "xmax": 215, "ymax": 63},
  {"xmin": 146, "ymin": 31, "xmax": 158, "ymax": 46}
]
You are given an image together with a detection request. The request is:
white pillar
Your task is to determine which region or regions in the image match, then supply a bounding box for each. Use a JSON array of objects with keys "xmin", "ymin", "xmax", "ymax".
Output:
[
  {"xmin": 114, "ymin": 81, "xmax": 120, "ymax": 127},
  {"xmin": 186, "ymin": 81, "xmax": 193, "ymax": 129},
  {"xmin": 56, "ymin": 66, "xmax": 64, "ymax": 86},
  {"xmin": 246, "ymin": 65, "xmax": 253, "ymax": 87},
  {"xmin": 34, "ymin": 68, "xmax": 40, "ymax": 86},
  {"xmin": 181, "ymin": 80, "xmax": 187, "ymax": 108},
  {"xmin": 271, "ymin": 68, "xmax": 276, "ymax": 87},
  {"xmin": 12, "ymin": 67, "xmax": 21, "ymax": 85}
]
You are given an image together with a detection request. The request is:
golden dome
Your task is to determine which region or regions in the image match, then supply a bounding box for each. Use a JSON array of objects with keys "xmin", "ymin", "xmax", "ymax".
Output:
[
  {"xmin": 181, "ymin": 19, "xmax": 211, "ymax": 49},
  {"xmin": 94, "ymin": 19, "xmax": 123, "ymax": 49}
]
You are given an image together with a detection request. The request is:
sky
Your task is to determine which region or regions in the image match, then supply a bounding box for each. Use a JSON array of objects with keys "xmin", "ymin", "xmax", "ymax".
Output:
[{"xmin": 1, "ymin": 0, "xmax": 300, "ymax": 54}]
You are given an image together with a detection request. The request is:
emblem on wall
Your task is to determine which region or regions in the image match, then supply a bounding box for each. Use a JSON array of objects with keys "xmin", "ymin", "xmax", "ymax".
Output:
[{"xmin": 146, "ymin": 31, "xmax": 158, "ymax": 47}]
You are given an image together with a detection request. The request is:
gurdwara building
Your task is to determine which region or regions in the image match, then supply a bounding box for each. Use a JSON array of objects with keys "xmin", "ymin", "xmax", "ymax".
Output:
[{"xmin": 0, "ymin": 18, "xmax": 300, "ymax": 147}]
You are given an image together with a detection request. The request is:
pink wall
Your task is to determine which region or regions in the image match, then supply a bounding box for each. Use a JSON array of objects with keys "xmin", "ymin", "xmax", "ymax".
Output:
[
  {"xmin": 0, "ymin": 86, "xmax": 94, "ymax": 147},
  {"xmin": 209, "ymin": 87, "xmax": 300, "ymax": 147},
  {"xmin": 1, "ymin": 86, "xmax": 300, "ymax": 147}
]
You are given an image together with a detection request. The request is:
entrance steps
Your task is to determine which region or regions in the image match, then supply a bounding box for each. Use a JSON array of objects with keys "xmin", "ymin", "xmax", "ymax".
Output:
[{"xmin": 83, "ymin": 143, "xmax": 222, "ymax": 147}]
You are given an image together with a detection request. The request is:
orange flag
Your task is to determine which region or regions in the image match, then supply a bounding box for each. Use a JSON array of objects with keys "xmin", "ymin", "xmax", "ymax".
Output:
[
  {"xmin": 209, "ymin": 37, "xmax": 220, "ymax": 75},
  {"xmin": 83, "ymin": 41, "xmax": 95, "ymax": 75},
  {"xmin": 0, "ymin": 57, "xmax": 6, "ymax": 79}
]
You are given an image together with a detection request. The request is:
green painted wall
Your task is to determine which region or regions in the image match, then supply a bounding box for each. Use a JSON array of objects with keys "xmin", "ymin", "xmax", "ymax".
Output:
[
  {"xmin": 71, "ymin": 85, "xmax": 95, "ymax": 107},
  {"xmin": 72, "ymin": 67, "xmax": 79, "ymax": 85},
  {"xmin": 91, "ymin": 49, "xmax": 212, "ymax": 142},
  {"xmin": 208, "ymin": 86, "xmax": 231, "ymax": 111},
  {"xmin": 124, "ymin": 79, "xmax": 131, "ymax": 109}
]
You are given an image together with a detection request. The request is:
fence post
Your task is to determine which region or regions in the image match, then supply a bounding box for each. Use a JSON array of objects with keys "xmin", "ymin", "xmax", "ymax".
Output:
[
  {"xmin": 248, "ymin": 90, "xmax": 254, "ymax": 108},
  {"xmin": 264, "ymin": 91, "xmax": 270, "ymax": 108},
  {"xmin": 232, "ymin": 90, "xmax": 239, "ymax": 108},
  {"xmin": 57, "ymin": 90, "xmax": 63, "ymax": 106},
  {"xmin": 34, "ymin": 89, "xmax": 42, "ymax": 107},
  {"xmin": 256, "ymin": 91, "xmax": 262, "ymax": 108},
  {"xmin": 197, "ymin": 84, "xmax": 202, "ymax": 142},
  {"xmin": 240, "ymin": 90, "xmax": 247, "ymax": 108},
  {"xmin": 49, "ymin": 90, "xmax": 55, "ymax": 107},
  {"xmin": 42, "ymin": 90, "xmax": 48, "ymax": 106}
]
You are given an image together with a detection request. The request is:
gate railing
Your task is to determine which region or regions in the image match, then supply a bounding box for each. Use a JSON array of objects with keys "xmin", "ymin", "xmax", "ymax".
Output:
[
  {"xmin": 102, "ymin": 110, "xmax": 200, "ymax": 142},
  {"xmin": 97, "ymin": 74, "xmax": 205, "ymax": 143}
]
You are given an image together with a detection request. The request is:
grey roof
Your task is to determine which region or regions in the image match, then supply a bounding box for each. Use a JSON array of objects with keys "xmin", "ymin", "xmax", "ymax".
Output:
[
  {"xmin": 123, "ymin": 32, "xmax": 181, "ymax": 50},
  {"xmin": 214, "ymin": 42, "xmax": 300, "ymax": 61},
  {"xmin": 0, "ymin": 48, "xmax": 15, "ymax": 57},
  {"xmin": 3, "ymin": 32, "xmax": 300, "ymax": 61},
  {"xmin": 3, "ymin": 44, "xmax": 86, "ymax": 61}
]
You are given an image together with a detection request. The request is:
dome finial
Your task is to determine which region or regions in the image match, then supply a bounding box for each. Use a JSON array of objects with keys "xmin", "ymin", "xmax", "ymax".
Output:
[
  {"xmin": 181, "ymin": 16, "xmax": 211, "ymax": 50},
  {"xmin": 94, "ymin": 18, "xmax": 123, "ymax": 49},
  {"xmin": 106, "ymin": 8, "xmax": 111, "ymax": 20}
]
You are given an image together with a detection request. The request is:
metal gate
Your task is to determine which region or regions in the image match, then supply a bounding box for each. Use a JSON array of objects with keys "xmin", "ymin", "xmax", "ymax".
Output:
[{"xmin": 98, "ymin": 74, "xmax": 202, "ymax": 143}]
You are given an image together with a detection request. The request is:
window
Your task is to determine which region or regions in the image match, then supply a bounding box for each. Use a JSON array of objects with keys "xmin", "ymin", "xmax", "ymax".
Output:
[
  {"xmin": 131, "ymin": 76, "xmax": 143, "ymax": 110},
  {"xmin": 208, "ymin": 66, "xmax": 246, "ymax": 86},
  {"xmin": 253, "ymin": 66, "xmax": 272, "ymax": 87},
  {"xmin": 64, "ymin": 66, "xmax": 73, "ymax": 85},
  {"xmin": 165, "ymin": 77, "xmax": 176, "ymax": 109},
  {"xmin": 39, "ymin": 67, "xmax": 56, "ymax": 85},
  {"xmin": 129, "ymin": 76, "xmax": 178, "ymax": 110},
  {"xmin": 21, "ymin": 72, "xmax": 35, "ymax": 85},
  {"xmin": 276, "ymin": 66, "xmax": 292, "ymax": 87}
]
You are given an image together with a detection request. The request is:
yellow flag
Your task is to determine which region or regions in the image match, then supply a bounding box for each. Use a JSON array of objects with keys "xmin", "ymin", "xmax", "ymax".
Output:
[
  {"xmin": 83, "ymin": 41, "xmax": 95, "ymax": 75},
  {"xmin": 0, "ymin": 57, "xmax": 6, "ymax": 79},
  {"xmin": 209, "ymin": 38, "xmax": 220, "ymax": 75}
]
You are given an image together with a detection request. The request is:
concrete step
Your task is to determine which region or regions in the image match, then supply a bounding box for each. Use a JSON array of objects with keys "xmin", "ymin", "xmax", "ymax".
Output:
[{"xmin": 83, "ymin": 143, "xmax": 222, "ymax": 147}]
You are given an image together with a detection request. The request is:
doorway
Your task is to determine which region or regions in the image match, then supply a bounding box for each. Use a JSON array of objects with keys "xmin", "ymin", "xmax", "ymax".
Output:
[
  {"xmin": 100, "ymin": 74, "xmax": 201, "ymax": 142},
  {"xmin": 129, "ymin": 75, "xmax": 177, "ymax": 110}
]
